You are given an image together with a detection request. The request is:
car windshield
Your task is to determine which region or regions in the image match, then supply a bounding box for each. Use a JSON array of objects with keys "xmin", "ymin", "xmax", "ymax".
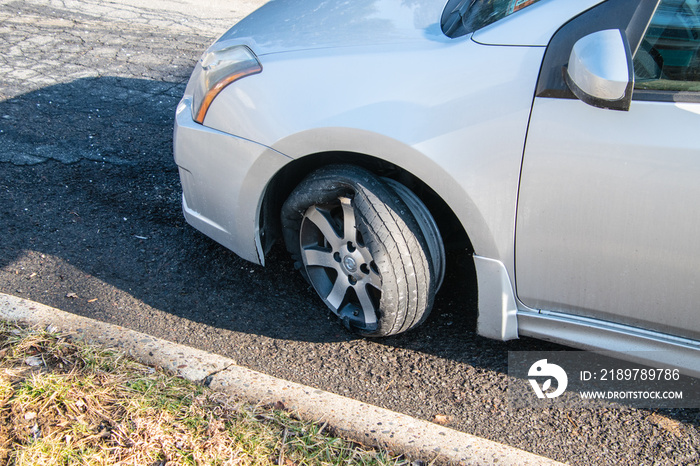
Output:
[{"xmin": 442, "ymin": 0, "xmax": 543, "ymax": 38}]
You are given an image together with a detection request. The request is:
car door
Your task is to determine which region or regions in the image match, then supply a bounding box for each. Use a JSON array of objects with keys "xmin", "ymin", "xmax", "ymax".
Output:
[{"xmin": 515, "ymin": 0, "xmax": 700, "ymax": 340}]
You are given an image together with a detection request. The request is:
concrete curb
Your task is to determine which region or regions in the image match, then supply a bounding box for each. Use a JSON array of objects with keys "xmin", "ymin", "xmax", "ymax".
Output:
[{"xmin": 0, "ymin": 293, "xmax": 563, "ymax": 465}]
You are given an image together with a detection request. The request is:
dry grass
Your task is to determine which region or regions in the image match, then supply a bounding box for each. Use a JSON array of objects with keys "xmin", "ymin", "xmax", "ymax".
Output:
[{"xmin": 0, "ymin": 321, "xmax": 409, "ymax": 466}]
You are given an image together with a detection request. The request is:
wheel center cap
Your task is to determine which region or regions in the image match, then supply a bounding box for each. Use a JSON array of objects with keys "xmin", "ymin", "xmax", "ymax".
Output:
[{"xmin": 343, "ymin": 255, "xmax": 357, "ymax": 273}]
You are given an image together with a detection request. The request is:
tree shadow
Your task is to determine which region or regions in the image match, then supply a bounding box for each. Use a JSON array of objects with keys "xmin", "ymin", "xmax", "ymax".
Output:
[
  {"xmin": 0, "ymin": 76, "xmax": 557, "ymax": 357},
  {"xmin": 0, "ymin": 77, "xmax": 337, "ymax": 342}
]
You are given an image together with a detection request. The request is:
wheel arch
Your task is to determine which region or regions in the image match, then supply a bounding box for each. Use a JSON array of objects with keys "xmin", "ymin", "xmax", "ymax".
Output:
[
  {"xmin": 259, "ymin": 149, "xmax": 473, "ymax": 260},
  {"xmin": 255, "ymin": 129, "xmax": 519, "ymax": 340}
]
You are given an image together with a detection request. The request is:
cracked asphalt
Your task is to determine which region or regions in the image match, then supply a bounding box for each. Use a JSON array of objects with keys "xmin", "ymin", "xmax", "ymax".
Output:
[{"xmin": 1, "ymin": 0, "xmax": 699, "ymax": 464}]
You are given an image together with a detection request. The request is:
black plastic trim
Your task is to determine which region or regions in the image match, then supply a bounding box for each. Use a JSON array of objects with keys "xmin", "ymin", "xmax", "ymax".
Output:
[{"xmin": 633, "ymin": 89, "xmax": 700, "ymax": 103}]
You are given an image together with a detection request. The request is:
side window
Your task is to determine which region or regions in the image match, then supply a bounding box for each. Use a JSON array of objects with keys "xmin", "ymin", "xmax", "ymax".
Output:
[{"xmin": 634, "ymin": 0, "xmax": 700, "ymax": 92}]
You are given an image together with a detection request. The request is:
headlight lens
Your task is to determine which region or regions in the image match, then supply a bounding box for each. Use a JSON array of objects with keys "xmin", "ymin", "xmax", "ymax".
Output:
[{"xmin": 192, "ymin": 44, "xmax": 262, "ymax": 124}]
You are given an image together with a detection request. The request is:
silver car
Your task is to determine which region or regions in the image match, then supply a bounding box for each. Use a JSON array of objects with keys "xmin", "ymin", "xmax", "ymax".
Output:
[{"xmin": 174, "ymin": 0, "xmax": 700, "ymax": 375}]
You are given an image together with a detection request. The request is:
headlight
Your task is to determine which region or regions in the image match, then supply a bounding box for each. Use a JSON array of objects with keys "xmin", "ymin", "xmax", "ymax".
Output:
[{"xmin": 192, "ymin": 44, "xmax": 262, "ymax": 124}]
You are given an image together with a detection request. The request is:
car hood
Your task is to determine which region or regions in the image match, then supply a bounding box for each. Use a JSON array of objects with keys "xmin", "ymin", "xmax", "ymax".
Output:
[{"xmin": 216, "ymin": 0, "xmax": 451, "ymax": 55}]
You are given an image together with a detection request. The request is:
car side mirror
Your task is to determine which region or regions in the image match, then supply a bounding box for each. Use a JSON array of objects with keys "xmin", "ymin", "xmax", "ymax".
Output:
[{"xmin": 565, "ymin": 29, "xmax": 634, "ymax": 111}]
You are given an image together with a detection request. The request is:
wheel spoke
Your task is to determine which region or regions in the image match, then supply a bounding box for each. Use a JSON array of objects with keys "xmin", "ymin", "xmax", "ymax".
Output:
[
  {"xmin": 356, "ymin": 286, "xmax": 378, "ymax": 325},
  {"xmin": 340, "ymin": 198, "xmax": 356, "ymax": 243},
  {"xmin": 366, "ymin": 270, "xmax": 382, "ymax": 290},
  {"xmin": 302, "ymin": 248, "xmax": 337, "ymax": 269},
  {"xmin": 326, "ymin": 275, "xmax": 348, "ymax": 309},
  {"xmin": 305, "ymin": 207, "xmax": 342, "ymax": 249}
]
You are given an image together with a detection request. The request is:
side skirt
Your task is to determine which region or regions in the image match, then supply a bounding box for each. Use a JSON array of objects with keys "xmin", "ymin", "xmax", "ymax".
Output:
[{"xmin": 518, "ymin": 309, "xmax": 700, "ymax": 378}]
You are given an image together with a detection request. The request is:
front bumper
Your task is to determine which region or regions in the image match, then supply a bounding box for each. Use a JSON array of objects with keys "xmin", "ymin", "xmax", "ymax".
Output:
[{"xmin": 173, "ymin": 97, "xmax": 290, "ymax": 264}]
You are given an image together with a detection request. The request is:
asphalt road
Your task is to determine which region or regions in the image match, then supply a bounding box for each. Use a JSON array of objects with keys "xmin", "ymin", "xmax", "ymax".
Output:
[{"xmin": 1, "ymin": 0, "xmax": 699, "ymax": 464}]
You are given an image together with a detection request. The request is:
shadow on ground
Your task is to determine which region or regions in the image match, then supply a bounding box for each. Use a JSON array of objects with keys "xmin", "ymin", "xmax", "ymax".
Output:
[{"xmin": 0, "ymin": 77, "xmax": 505, "ymax": 353}]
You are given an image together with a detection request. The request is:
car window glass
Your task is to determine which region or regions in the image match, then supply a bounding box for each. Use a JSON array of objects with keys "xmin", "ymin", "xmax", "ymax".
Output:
[
  {"xmin": 634, "ymin": 0, "xmax": 700, "ymax": 92},
  {"xmin": 442, "ymin": 0, "xmax": 543, "ymax": 38}
]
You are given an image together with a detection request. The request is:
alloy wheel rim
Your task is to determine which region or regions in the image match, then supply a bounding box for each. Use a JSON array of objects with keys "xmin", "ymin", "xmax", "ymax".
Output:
[{"xmin": 299, "ymin": 197, "xmax": 381, "ymax": 329}]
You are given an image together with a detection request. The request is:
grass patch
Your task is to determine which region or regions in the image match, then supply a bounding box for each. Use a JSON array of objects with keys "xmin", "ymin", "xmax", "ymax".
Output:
[{"xmin": 0, "ymin": 321, "xmax": 410, "ymax": 465}]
